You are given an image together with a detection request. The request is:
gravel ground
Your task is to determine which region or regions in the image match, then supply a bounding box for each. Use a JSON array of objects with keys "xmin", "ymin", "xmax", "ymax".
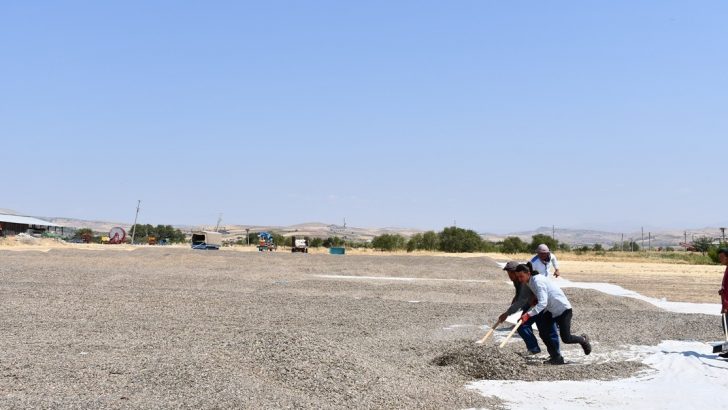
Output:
[
  {"xmin": 432, "ymin": 342, "xmax": 645, "ymax": 381},
  {"xmin": 0, "ymin": 248, "xmax": 722, "ymax": 409}
]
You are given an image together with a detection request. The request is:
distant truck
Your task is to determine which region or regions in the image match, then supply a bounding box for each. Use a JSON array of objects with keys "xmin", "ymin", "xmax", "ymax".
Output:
[
  {"xmin": 191, "ymin": 231, "xmax": 222, "ymax": 250},
  {"xmin": 291, "ymin": 236, "xmax": 309, "ymax": 253},
  {"xmin": 257, "ymin": 232, "xmax": 277, "ymax": 252}
]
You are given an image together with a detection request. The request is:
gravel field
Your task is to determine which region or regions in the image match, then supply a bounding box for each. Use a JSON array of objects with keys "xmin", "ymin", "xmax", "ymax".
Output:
[{"xmin": 0, "ymin": 248, "xmax": 722, "ymax": 409}]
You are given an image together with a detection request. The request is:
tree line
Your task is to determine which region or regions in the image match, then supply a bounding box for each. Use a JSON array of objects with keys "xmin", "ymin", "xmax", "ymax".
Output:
[
  {"xmin": 369, "ymin": 227, "xmax": 570, "ymax": 253},
  {"xmin": 73, "ymin": 225, "xmax": 187, "ymax": 244}
]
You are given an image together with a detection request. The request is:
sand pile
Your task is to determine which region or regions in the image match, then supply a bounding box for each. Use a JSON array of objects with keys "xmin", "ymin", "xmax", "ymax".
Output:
[
  {"xmin": 432, "ymin": 341, "xmax": 645, "ymax": 381},
  {"xmin": 0, "ymin": 235, "xmax": 68, "ymax": 248}
]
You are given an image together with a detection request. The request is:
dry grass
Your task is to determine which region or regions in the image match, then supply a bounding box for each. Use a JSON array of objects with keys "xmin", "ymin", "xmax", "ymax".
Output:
[
  {"xmin": 484, "ymin": 252, "xmax": 725, "ymax": 304},
  {"xmin": 484, "ymin": 251, "xmax": 713, "ymax": 264}
]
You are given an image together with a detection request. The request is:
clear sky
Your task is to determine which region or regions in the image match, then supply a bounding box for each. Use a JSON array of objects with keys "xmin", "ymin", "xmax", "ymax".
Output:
[{"xmin": 2, "ymin": 1, "xmax": 726, "ymax": 233}]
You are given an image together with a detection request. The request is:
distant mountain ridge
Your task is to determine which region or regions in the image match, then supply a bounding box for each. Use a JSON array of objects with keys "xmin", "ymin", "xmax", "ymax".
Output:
[{"xmin": 31, "ymin": 214, "xmax": 727, "ymax": 247}]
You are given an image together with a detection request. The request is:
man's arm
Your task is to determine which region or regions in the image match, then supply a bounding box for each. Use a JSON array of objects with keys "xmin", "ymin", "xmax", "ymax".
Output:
[
  {"xmin": 552, "ymin": 254, "xmax": 560, "ymax": 278},
  {"xmin": 500, "ymin": 285, "xmax": 532, "ymax": 321}
]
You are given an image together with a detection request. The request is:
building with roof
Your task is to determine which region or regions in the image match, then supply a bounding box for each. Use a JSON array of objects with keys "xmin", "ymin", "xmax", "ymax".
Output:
[{"xmin": 0, "ymin": 213, "xmax": 64, "ymax": 236}]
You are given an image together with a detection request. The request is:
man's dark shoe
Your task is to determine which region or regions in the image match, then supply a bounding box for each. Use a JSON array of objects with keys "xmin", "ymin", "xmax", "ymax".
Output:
[
  {"xmin": 719, "ymin": 352, "xmax": 728, "ymax": 359},
  {"xmin": 581, "ymin": 334, "xmax": 592, "ymax": 355},
  {"xmin": 544, "ymin": 355, "xmax": 565, "ymax": 365}
]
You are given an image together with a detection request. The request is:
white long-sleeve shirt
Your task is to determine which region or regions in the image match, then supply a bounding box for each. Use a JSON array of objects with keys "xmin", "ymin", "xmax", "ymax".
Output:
[
  {"xmin": 530, "ymin": 254, "xmax": 559, "ymax": 277},
  {"xmin": 525, "ymin": 274, "xmax": 571, "ymax": 318}
]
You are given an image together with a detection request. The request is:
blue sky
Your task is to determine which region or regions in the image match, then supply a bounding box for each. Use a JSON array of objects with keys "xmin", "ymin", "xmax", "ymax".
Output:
[{"xmin": 2, "ymin": 1, "xmax": 726, "ymax": 232}]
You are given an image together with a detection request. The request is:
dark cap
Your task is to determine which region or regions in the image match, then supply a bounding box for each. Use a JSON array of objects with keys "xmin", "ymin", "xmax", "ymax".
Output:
[{"xmin": 503, "ymin": 261, "xmax": 519, "ymax": 271}]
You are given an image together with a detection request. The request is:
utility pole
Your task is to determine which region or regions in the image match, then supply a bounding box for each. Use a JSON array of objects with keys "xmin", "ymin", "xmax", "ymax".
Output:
[
  {"xmin": 721, "ymin": 227, "xmax": 726, "ymax": 244},
  {"xmin": 215, "ymin": 213, "xmax": 222, "ymax": 232},
  {"xmin": 648, "ymin": 232, "xmax": 651, "ymax": 251},
  {"xmin": 245, "ymin": 228, "xmax": 250, "ymax": 246},
  {"xmin": 641, "ymin": 227, "xmax": 644, "ymax": 252},
  {"xmin": 621, "ymin": 233, "xmax": 624, "ymax": 251},
  {"xmin": 130, "ymin": 200, "xmax": 141, "ymax": 245},
  {"xmin": 684, "ymin": 231, "xmax": 687, "ymax": 248},
  {"xmin": 552, "ymin": 225, "xmax": 555, "ymax": 240}
]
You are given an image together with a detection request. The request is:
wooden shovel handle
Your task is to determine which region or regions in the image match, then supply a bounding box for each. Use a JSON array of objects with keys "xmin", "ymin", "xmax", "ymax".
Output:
[
  {"xmin": 499, "ymin": 319, "xmax": 523, "ymax": 348},
  {"xmin": 476, "ymin": 320, "xmax": 502, "ymax": 344}
]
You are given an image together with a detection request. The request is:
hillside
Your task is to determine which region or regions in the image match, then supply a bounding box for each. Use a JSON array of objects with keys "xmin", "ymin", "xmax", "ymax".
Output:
[{"xmin": 31, "ymin": 215, "xmax": 726, "ymax": 247}]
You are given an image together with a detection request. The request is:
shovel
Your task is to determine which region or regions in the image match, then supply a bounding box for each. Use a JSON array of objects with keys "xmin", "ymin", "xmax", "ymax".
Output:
[
  {"xmin": 499, "ymin": 319, "xmax": 523, "ymax": 348},
  {"xmin": 712, "ymin": 313, "xmax": 728, "ymax": 354},
  {"xmin": 476, "ymin": 320, "xmax": 502, "ymax": 344}
]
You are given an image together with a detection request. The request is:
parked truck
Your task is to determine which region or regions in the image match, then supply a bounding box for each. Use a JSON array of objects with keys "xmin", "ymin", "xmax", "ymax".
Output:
[{"xmin": 291, "ymin": 236, "xmax": 309, "ymax": 253}]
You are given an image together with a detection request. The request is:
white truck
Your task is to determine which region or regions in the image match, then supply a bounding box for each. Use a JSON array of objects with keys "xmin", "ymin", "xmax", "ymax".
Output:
[{"xmin": 291, "ymin": 236, "xmax": 309, "ymax": 253}]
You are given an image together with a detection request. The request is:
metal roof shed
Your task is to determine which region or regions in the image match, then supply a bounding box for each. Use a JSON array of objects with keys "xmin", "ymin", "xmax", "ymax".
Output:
[{"xmin": 0, "ymin": 213, "xmax": 63, "ymax": 236}]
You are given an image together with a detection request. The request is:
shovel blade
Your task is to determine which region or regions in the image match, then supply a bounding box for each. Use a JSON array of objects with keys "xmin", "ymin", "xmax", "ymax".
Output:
[{"xmin": 712, "ymin": 342, "xmax": 728, "ymax": 353}]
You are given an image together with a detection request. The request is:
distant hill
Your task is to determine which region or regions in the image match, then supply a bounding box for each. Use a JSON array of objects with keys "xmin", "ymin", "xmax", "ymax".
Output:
[
  {"xmin": 15, "ymin": 213, "xmax": 728, "ymax": 247},
  {"xmin": 482, "ymin": 226, "xmax": 725, "ymax": 248}
]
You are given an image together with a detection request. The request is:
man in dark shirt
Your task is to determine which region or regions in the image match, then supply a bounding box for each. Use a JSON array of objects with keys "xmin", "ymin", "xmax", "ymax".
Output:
[{"xmin": 718, "ymin": 249, "xmax": 728, "ymax": 358}]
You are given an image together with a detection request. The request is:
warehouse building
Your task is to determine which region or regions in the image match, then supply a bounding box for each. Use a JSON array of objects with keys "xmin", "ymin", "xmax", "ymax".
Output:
[{"xmin": 0, "ymin": 213, "xmax": 64, "ymax": 236}]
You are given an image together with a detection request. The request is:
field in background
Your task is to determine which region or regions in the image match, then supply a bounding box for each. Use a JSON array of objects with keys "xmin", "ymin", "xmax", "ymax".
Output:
[
  {"xmin": 1, "ymin": 239, "xmax": 723, "ymax": 305},
  {"xmin": 485, "ymin": 252, "xmax": 724, "ymax": 304},
  {"xmin": 484, "ymin": 251, "xmax": 715, "ymax": 265}
]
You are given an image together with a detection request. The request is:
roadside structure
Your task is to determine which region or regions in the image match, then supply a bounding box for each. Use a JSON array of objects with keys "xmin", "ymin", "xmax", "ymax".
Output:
[{"xmin": 0, "ymin": 212, "xmax": 64, "ymax": 236}]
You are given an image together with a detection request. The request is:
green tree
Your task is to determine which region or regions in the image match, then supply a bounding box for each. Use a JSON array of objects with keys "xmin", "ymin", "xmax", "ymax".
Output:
[
  {"xmin": 609, "ymin": 241, "xmax": 638, "ymax": 251},
  {"xmin": 530, "ymin": 234, "xmax": 559, "ymax": 253},
  {"xmin": 128, "ymin": 224, "xmax": 186, "ymax": 244},
  {"xmin": 593, "ymin": 243, "xmax": 604, "ymax": 252},
  {"xmin": 438, "ymin": 226, "xmax": 483, "ymax": 253},
  {"xmin": 323, "ymin": 236, "xmax": 345, "ymax": 248},
  {"xmin": 406, "ymin": 231, "xmax": 440, "ymax": 252},
  {"xmin": 154, "ymin": 225, "xmax": 186, "ymax": 243},
  {"xmin": 480, "ymin": 240, "xmax": 498, "ymax": 252},
  {"xmin": 501, "ymin": 236, "xmax": 528, "ymax": 254},
  {"xmin": 406, "ymin": 233, "xmax": 423, "ymax": 252},
  {"xmin": 372, "ymin": 234, "xmax": 406, "ymax": 251},
  {"xmin": 347, "ymin": 240, "xmax": 370, "ymax": 249},
  {"xmin": 692, "ymin": 236, "xmax": 713, "ymax": 255},
  {"xmin": 73, "ymin": 228, "xmax": 94, "ymax": 240},
  {"xmin": 310, "ymin": 237, "xmax": 324, "ymax": 247},
  {"xmin": 270, "ymin": 232, "xmax": 286, "ymax": 246},
  {"xmin": 421, "ymin": 231, "xmax": 439, "ymax": 251}
]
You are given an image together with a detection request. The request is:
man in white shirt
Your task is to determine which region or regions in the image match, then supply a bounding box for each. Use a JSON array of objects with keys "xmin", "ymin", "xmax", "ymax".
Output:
[
  {"xmin": 530, "ymin": 244, "xmax": 560, "ymax": 278},
  {"xmin": 515, "ymin": 263, "xmax": 591, "ymax": 364}
]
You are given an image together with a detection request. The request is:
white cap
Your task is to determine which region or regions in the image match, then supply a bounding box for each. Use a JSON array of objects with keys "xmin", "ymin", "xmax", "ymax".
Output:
[{"xmin": 537, "ymin": 244, "xmax": 550, "ymax": 253}]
